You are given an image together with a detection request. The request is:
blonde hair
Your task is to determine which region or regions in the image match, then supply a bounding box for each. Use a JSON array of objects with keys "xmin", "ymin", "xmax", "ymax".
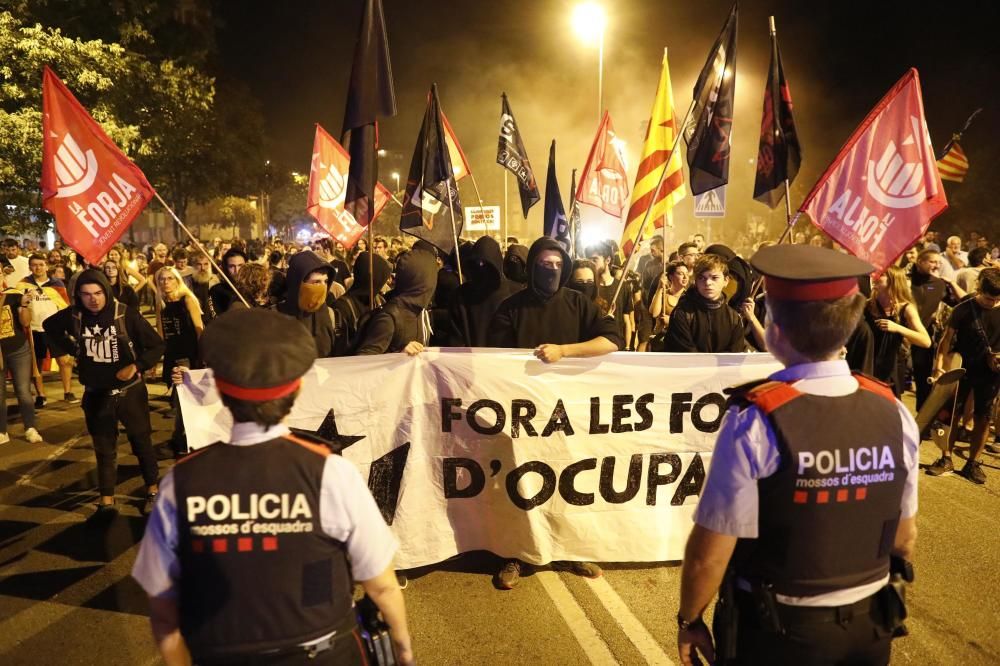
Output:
[
  {"xmin": 870, "ymin": 266, "xmax": 916, "ymax": 315},
  {"xmin": 155, "ymin": 266, "xmax": 201, "ymax": 313}
]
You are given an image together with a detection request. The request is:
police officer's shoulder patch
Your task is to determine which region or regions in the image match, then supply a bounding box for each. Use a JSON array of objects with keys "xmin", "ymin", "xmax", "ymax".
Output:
[
  {"xmin": 285, "ymin": 430, "xmax": 335, "ymax": 456},
  {"xmin": 723, "ymin": 378, "xmax": 772, "ymax": 410}
]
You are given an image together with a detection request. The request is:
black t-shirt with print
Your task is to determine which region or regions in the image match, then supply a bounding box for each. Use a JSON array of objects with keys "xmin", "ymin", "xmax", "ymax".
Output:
[
  {"xmin": 0, "ymin": 292, "xmax": 29, "ymax": 356},
  {"xmin": 948, "ymin": 297, "xmax": 1000, "ymax": 368}
]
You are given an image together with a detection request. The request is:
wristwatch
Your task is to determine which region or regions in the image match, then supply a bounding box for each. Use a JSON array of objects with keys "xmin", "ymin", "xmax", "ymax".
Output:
[{"xmin": 677, "ymin": 613, "xmax": 703, "ymax": 631}]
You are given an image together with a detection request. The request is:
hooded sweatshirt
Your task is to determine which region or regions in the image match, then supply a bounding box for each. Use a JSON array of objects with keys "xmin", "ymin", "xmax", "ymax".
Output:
[
  {"xmin": 43, "ymin": 269, "xmax": 164, "ymax": 390},
  {"xmin": 330, "ymin": 252, "xmax": 391, "ymax": 356},
  {"xmin": 488, "ymin": 237, "xmax": 624, "ymax": 349},
  {"xmin": 277, "ymin": 251, "xmax": 337, "ymax": 357},
  {"xmin": 503, "ymin": 244, "xmax": 529, "ymax": 285},
  {"xmin": 355, "ymin": 249, "xmax": 438, "ymax": 355},
  {"xmin": 448, "ymin": 236, "xmax": 520, "ymax": 346},
  {"xmin": 662, "ymin": 288, "xmax": 746, "ymax": 353}
]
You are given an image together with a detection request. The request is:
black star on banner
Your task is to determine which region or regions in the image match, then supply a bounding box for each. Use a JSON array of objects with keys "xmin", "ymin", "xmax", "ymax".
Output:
[{"xmin": 293, "ymin": 409, "xmax": 410, "ymax": 525}]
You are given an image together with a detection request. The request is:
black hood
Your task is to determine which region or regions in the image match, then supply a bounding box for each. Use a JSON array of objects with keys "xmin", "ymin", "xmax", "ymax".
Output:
[
  {"xmin": 526, "ymin": 237, "xmax": 572, "ymax": 300},
  {"xmin": 74, "ymin": 268, "xmax": 115, "ymax": 314},
  {"xmin": 390, "ymin": 249, "xmax": 438, "ymax": 311},
  {"xmin": 461, "ymin": 236, "xmax": 505, "ymax": 297},
  {"xmin": 282, "ymin": 251, "xmax": 336, "ymax": 310},
  {"xmin": 349, "ymin": 251, "xmax": 391, "ymax": 296},
  {"xmin": 504, "ymin": 244, "xmax": 529, "ymax": 284}
]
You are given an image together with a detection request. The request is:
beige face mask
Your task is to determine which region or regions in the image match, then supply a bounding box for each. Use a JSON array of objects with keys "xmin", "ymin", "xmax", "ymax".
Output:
[{"xmin": 298, "ymin": 282, "xmax": 327, "ymax": 312}]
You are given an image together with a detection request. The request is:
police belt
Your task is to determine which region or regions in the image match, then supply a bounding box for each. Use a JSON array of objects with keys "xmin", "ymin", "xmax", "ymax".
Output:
[
  {"xmin": 194, "ymin": 621, "xmax": 356, "ymax": 665},
  {"xmin": 736, "ymin": 588, "xmax": 877, "ymax": 626}
]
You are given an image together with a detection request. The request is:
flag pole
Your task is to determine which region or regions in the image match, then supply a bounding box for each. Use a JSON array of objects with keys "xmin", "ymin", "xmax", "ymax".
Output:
[
  {"xmin": 503, "ymin": 172, "xmax": 509, "ymax": 244},
  {"xmin": 568, "ymin": 168, "xmax": 579, "ymax": 259},
  {"xmin": 367, "ymin": 223, "xmax": 374, "ymax": 310},
  {"xmin": 446, "ymin": 192, "xmax": 464, "ymax": 285},
  {"xmin": 467, "ymin": 173, "xmax": 488, "ymax": 239},
  {"xmin": 608, "ymin": 98, "xmax": 696, "ymax": 317},
  {"xmin": 153, "ymin": 192, "xmax": 250, "ymax": 308}
]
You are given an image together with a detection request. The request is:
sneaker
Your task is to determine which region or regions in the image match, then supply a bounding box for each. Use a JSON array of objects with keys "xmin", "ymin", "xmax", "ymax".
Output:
[
  {"xmin": 0, "ymin": 432, "xmax": 9, "ymax": 445},
  {"xmin": 34, "ymin": 395, "xmax": 46, "ymax": 409},
  {"xmin": 985, "ymin": 443, "xmax": 1000, "ymax": 455},
  {"xmin": 926, "ymin": 456, "xmax": 954, "ymax": 476},
  {"xmin": 143, "ymin": 492, "xmax": 158, "ymax": 516},
  {"xmin": 395, "ymin": 572, "xmax": 408, "ymax": 590},
  {"xmin": 24, "ymin": 428, "xmax": 43, "ymax": 444},
  {"xmin": 64, "ymin": 392, "xmax": 80, "ymax": 404},
  {"xmin": 566, "ymin": 561, "xmax": 603, "ymax": 579},
  {"xmin": 497, "ymin": 560, "xmax": 521, "ymax": 590},
  {"xmin": 87, "ymin": 501, "xmax": 118, "ymax": 525},
  {"xmin": 960, "ymin": 460, "xmax": 987, "ymax": 485}
]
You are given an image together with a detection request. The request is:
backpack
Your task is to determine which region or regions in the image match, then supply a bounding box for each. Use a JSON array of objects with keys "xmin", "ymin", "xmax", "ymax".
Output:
[
  {"xmin": 331, "ymin": 295, "xmax": 361, "ymax": 357},
  {"xmin": 348, "ymin": 302, "xmax": 400, "ymax": 355},
  {"xmin": 71, "ymin": 301, "xmax": 136, "ymax": 364}
]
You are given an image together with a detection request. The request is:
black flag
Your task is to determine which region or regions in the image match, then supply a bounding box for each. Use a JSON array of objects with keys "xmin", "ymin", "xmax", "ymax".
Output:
[
  {"xmin": 543, "ymin": 140, "xmax": 570, "ymax": 250},
  {"xmin": 753, "ymin": 20, "xmax": 801, "ymax": 208},
  {"xmin": 684, "ymin": 3, "xmax": 738, "ymax": 196},
  {"xmin": 399, "ymin": 84, "xmax": 463, "ymax": 255},
  {"xmin": 342, "ymin": 0, "xmax": 396, "ymax": 226},
  {"xmin": 497, "ymin": 93, "xmax": 540, "ymax": 217}
]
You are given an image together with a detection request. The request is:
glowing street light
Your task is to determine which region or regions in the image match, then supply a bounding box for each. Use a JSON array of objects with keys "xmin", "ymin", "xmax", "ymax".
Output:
[
  {"xmin": 572, "ymin": 2, "xmax": 607, "ymax": 122},
  {"xmin": 391, "ymin": 171, "xmax": 400, "ymax": 193}
]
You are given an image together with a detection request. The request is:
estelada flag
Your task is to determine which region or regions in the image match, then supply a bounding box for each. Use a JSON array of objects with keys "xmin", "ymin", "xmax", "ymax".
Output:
[
  {"xmin": 801, "ymin": 69, "xmax": 947, "ymax": 273},
  {"xmin": 307, "ymin": 124, "xmax": 390, "ymax": 248},
  {"xmin": 41, "ymin": 66, "xmax": 155, "ymax": 265},
  {"xmin": 576, "ymin": 111, "xmax": 630, "ymax": 218},
  {"xmin": 936, "ymin": 141, "xmax": 969, "ymax": 183},
  {"xmin": 621, "ymin": 50, "xmax": 687, "ymax": 256}
]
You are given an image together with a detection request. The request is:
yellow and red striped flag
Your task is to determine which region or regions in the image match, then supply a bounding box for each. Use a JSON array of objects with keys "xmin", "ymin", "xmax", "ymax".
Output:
[
  {"xmin": 936, "ymin": 141, "xmax": 969, "ymax": 182},
  {"xmin": 621, "ymin": 50, "xmax": 687, "ymax": 256}
]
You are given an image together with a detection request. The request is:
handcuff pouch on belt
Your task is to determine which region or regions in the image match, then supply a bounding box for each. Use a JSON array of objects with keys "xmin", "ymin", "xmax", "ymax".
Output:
[
  {"xmin": 877, "ymin": 556, "xmax": 913, "ymax": 637},
  {"xmin": 713, "ymin": 564, "xmax": 740, "ymax": 664}
]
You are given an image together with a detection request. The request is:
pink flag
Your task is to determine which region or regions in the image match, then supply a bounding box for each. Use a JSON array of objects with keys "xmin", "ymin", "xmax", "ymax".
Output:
[
  {"xmin": 801, "ymin": 69, "xmax": 946, "ymax": 273},
  {"xmin": 307, "ymin": 124, "xmax": 390, "ymax": 248}
]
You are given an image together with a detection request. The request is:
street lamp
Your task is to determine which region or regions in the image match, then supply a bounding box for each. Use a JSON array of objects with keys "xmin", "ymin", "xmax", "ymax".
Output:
[
  {"xmin": 572, "ymin": 2, "xmax": 607, "ymax": 122},
  {"xmin": 391, "ymin": 171, "xmax": 400, "ymax": 193}
]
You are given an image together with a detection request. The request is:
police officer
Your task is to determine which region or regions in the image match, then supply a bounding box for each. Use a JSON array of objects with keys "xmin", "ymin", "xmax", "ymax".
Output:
[
  {"xmin": 676, "ymin": 245, "xmax": 918, "ymax": 666},
  {"xmin": 132, "ymin": 308, "xmax": 414, "ymax": 665}
]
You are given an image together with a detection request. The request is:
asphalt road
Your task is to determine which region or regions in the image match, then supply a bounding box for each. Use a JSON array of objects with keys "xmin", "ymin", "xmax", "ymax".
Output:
[{"xmin": 1, "ymin": 378, "xmax": 998, "ymax": 665}]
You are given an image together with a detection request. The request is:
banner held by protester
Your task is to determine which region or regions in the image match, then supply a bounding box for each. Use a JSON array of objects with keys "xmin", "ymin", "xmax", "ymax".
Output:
[{"xmin": 178, "ymin": 350, "xmax": 782, "ymax": 568}]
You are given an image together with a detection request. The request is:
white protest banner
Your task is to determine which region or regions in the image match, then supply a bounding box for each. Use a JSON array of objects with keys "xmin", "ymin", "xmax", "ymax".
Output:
[
  {"xmin": 178, "ymin": 350, "xmax": 781, "ymax": 569},
  {"xmin": 463, "ymin": 205, "xmax": 501, "ymax": 231}
]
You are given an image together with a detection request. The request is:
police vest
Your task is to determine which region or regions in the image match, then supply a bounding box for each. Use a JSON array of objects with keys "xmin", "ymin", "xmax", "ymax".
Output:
[
  {"xmin": 172, "ymin": 435, "xmax": 354, "ymax": 660},
  {"xmin": 730, "ymin": 374, "xmax": 907, "ymax": 597}
]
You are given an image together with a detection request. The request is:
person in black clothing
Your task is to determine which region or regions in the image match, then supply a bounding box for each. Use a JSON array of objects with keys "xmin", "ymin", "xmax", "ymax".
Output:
[
  {"xmin": 209, "ymin": 248, "xmax": 247, "ymax": 316},
  {"xmin": 927, "ymin": 268, "xmax": 1000, "ymax": 485},
  {"xmin": 43, "ymin": 269, "xmax": 164, "ymax": 515},
  {"xmin": 332, "ymin": 251, "xmax": 391, "ymax": 356},
  {"xmin": 103, "ymin": 260, "xmax": 140, "ymax": 310},
  {"xmin": 586, "ymin": 242, "xmax": 634, "ymax": 348},
  {"xmin": 487, "ymin": 236, "xmax": 623, "ymax": 589},
  {"xmin": 447, "ymin": 236, "xmax": 520, "ymax": 347},
  {"xmin": 503, "ymin": 243, "xmax": 529, "ymax": 286},
  {"xmin": 277, "ymin": 251, "xmax": 338, "ymax": 358},
  {"xmin": 156, "ymin": 266, "xmax": 204, "ymax": 456},
  {"xmin": 355, "ymin": 249, "xmax": 438, "ymax": 356},
  {"xmin": 909, "ymin": 248, "xmax": 965, "ymax": 408},
  {"xmin": 663, "ymin": 254, "xmax": 747, "ymax": 353},
  {"xmin": 864, "ymin": 266, "xmax": 931, "ymax": 395}
]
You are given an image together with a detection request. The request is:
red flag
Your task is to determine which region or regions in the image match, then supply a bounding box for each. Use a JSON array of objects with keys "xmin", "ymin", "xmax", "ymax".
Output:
[
  {"xmin": 801, "ymin": 69, "xmax": 947, "ymax": 273},
  {"xmin": 576, "ymin": 111, "xmax": 630, "ymax": 218},
  {"xmin": 41, "ymin": 67, "xmax": 155, "ymax": 265},
  {"xmin": 440, "ymin": 111, "xmax": 472, "ymax": 181},
  {"xmin": 307, "ymin": 124, "xmax": 390, "ymax": 248}
]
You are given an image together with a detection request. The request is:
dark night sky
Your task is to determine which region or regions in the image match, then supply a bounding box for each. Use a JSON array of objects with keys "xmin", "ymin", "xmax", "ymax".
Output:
[{"xmin": 214, "ymin": 0, "xmax": 1000, "ymax": 239}]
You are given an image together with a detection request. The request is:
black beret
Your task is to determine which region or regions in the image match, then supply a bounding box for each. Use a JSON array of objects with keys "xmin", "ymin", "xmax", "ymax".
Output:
[
  {"xmin": 750, "ymin": 245, "xmax": 874, "ymax": 301},
  {"xmin": 201, "ymin": 308, "xmax": 316, "ymax": 401}
]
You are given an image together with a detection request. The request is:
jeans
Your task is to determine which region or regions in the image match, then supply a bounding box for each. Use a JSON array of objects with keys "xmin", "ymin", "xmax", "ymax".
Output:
[
  {"xmin": 1, "ymin": 342, "xmax": 37, "ymax": 432},
  {"xmin": 82, "ymin": 380, "xmax": 158, "ymax": 497}
]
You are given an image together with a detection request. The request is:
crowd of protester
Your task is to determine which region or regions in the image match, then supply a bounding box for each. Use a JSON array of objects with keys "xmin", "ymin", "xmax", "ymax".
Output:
[{"xmin": 1, "ymin": 223, "xmax": 998, "ymax": 545}]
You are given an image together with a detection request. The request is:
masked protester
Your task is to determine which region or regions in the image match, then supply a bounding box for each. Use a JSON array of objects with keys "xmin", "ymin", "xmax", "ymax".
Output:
[
  {"xmin": 447, "ymin": 237, "xmax": 521, "ymax": 347},
  {"xmin": 354, "ymin": 249, "xmax": 438, "ymax": 356},
  {"xmin": 277, "ymin": 251, "xmax": 338, "ymax": 358},
  {"xmin": 332, "ymin": 251, "xmax": 391, "ymax": 356},
  {"xmin": 503, "ymin": 244, "xmax": 529, "ymax": 285},
  {"xmin": 43, "ymin": 269, "xmax": 165, "ymax": 516},
  {"xmin": 487, "ymin": 237, "xmax": 623, "ymax": 590}
]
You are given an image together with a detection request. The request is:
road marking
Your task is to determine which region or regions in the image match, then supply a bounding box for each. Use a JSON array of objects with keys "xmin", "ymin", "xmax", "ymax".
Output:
[
  {"xmin": 16, "ymin": 433, "xmax": 86, "ymax": 487},
  {"xmin": 585, "ymin": 575, "xmax": 675, "ymax": 665},
  {"xmin": 536, "ymin": 571, "xmax": 617, "ymax": 665}
]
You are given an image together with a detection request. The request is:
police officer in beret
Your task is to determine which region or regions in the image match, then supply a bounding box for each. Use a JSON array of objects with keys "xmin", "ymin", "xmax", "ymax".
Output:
[
  {"xmin": 132, "ymin": 308, "xmax": 414, "ymax": 665},
  {"xmin": 676, "ymin": 245, "xmax": 918, "ymax": 666}
]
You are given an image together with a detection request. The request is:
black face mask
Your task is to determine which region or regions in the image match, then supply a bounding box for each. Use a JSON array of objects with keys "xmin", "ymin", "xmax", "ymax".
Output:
[
  {"xmin": 567, "ymin": 280, "xmax": 597, "ymax": 300},
  {"xmin": 534, "ymin": 266, "xmax": 562, "ymax": 297}
]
